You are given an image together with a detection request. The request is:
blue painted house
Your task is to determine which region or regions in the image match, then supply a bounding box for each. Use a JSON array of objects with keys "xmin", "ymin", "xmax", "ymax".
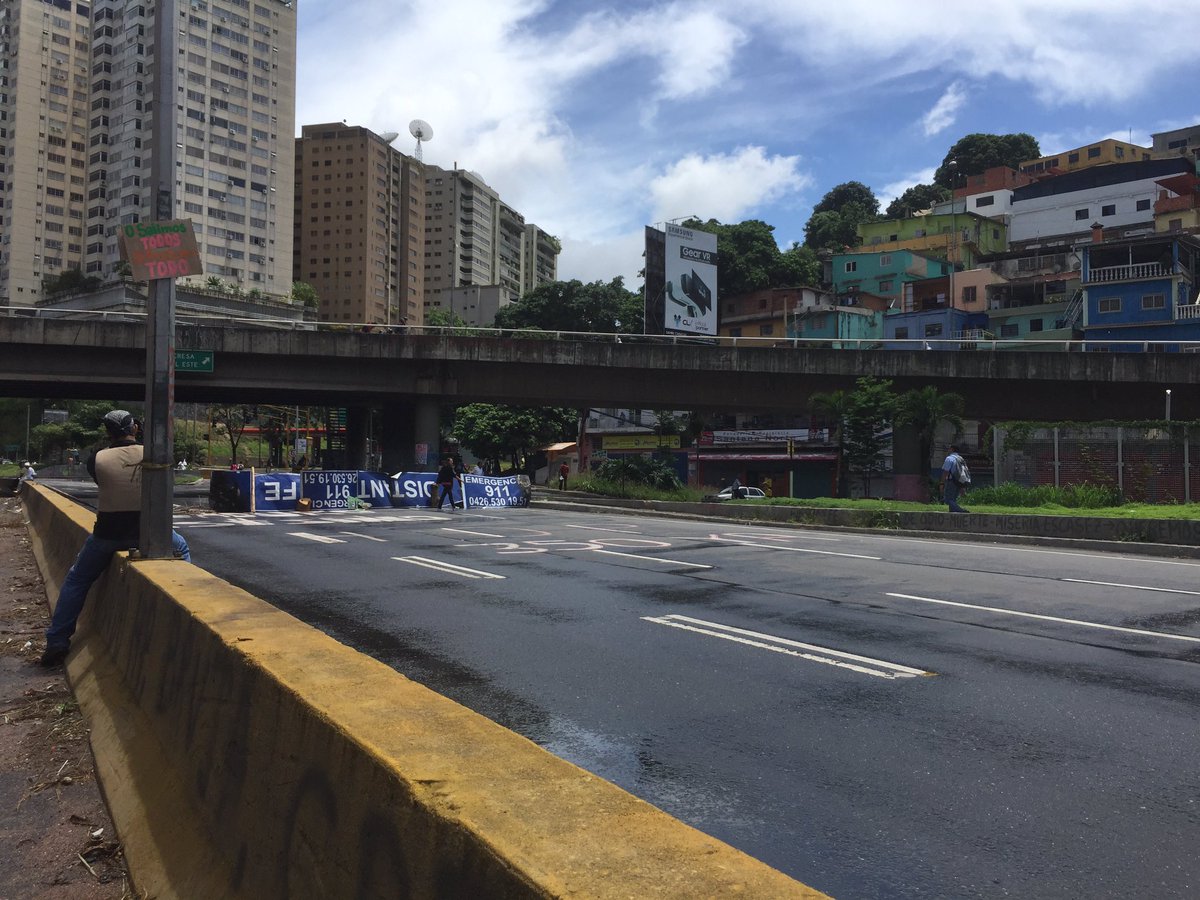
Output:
[
  {"xmin": 831, "ymin": 249, "xmax": 951, "ymax": 308},
  {"xmin": 1081, "ymin": 233, "xmax": 1200, "ymax": 349}
]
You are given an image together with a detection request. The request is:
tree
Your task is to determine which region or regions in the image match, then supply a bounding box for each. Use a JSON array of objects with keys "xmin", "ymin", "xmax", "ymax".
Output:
[
  {"xmin": 210, "ymin": 405, "xmax": 253, "ymax": 465},
  {"xmin": 679, "ymin": 219, "xmax": 821, "ymax": 298},
  {"xmin": 451, "ymin": 404, "xmax": 577, "ymax": 472},
  {"xmin": 290, "ymin": 282, "xmax": 319, "ymax": 309},
  {"xmin": 424, "ymin": 307, "xmax": 473, "ymax": 335},
  {"xmin": 842, "ymin": 376, "xmax": 896, "ymax": 497},
  {"xmin": 803, "ymin": 182, "xmax": 880, "ymax": 250},
  {"xmin": 494, "ymin": 278, "xmax": 642, "ymax": 334},
  {"xmin": 206, "ymin": 276, "xmax": 225, "ymax": 291},
  {"xmin": 885, "ymin": 183, "xmax": 951, "ymax": 219},
  {"xmin": 893, "ymin": 386, "xmax": 965, "ymax": 479},
  {"xmin": 933, "ymin": 133, "xmax": 1040, "ymax": 187},
  {"xmin": 809, "ymin": 388, "xmax": 854, "ymax": 497},
  {"xmin": 25, "ymin": 401, "xmax": 114, "ymax": 464}
]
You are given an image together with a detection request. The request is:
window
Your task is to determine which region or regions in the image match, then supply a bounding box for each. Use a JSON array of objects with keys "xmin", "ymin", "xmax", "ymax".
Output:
[
  {"xmin": 1000, "ymin": 323, "xmax": 1019, "ymax": 337},
  {"xmin": 844, "ymin": 260, "xmax": 857, "ymax": 272},
  {"xmin": 961, "ymin": 285, "xmax": 977, "ymax": 303},
  {"xmin": 1136, "ymin": 198, "xmax": 1151, "ymax": 211},
  {"xmin": 1101, "ymin": 204, "xmax": 1115, "ymax": 217},
  {"xmin": 894, "ymin": 327, "xmax": 909, "ymax": 339},
  {"xmin": 1098, "ymin": 297, "xmax": 1121, "ymax": 314},
  {"xmin": 877, "ymin": 279, "xmax": 893, "ymax": 292},
  {"xmin": 1115, "ymin": 146, "xmax": 1124, "ymax": 159},
  {"xmin": 924, "ymin": 323, "xmax": 943, "ymax": 337},
  {"xmin": 758, "ymin": 324, "xmax": 774, "ymax": 336},
  {"xmin": 729, "ymin": 327, "xmax": 742, "ymax": 337},
  {"xmin": 1029, "ymin": 319, "xmax": 1044, "ymax": 332},
  {"xmin": 1068, "ymin": 152, "xmax": 1079, "ymax": 164},
  {"xmin": 1169, "ymin": 218, "xmax": 1183, "ymax": 232},
  {"xmin": 975, "ymin": 195, "xmax": 995, "ymax": 207},
  {"xmin": 878, "ymin": 254, "xmax": 892, "ymax": 266},
  {"xmin": 1075, "ymin": 208, "xmax": 1090, "ymax": 220},
  {"xmin": 1087, "ymin": 147, "xmax": 1101, "ymax": 158},
  {"xmin": 1141, "ymin": 293, "xmax": 1165, "ymax": 310}
]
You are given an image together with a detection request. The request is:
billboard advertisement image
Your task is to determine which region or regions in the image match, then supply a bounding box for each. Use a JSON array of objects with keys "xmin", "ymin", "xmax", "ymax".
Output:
[{"xmin": 664, "ymin": 223, "xmax": 718, "ymax": 336}]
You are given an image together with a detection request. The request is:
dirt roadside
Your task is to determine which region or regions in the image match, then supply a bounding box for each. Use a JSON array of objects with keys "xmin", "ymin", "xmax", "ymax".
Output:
[{"xmin": 0, "ymin": 495, "xmax": 132, "ymax": 899}]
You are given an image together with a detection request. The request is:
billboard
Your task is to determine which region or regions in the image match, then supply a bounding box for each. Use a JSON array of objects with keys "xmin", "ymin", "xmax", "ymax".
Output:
[{"xmin": 664, "ymin": 223, "xmax": 718, "ymax": 335}]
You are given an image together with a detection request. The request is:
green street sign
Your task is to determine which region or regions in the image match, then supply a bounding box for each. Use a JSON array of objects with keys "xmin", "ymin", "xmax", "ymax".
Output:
[{"xmin": 175, "ymin": 349, "xmax": 214, "ymax": 373}]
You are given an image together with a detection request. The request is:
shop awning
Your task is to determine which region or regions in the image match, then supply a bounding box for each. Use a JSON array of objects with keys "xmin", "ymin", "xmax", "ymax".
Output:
[
  {"xmin": 539, "ymin": 442, "xmax": 577, "ymax": 452},
  {"xmin": 698, "ymin": 452, "xmax": 837, "ymax": 462}
]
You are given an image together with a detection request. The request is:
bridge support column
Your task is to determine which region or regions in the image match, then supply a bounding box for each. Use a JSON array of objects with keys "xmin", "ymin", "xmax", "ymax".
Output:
[
  {"xmin": 892, "ymin": 423, "xmax": 928, "ymax": 502},
  {"xmin": 414, "ymin": 398, "xmax": 441, "ymax": 472},
  {"xmin": 379, "ymin": 402, "xmax": 414, "ymax": 475},
  {"xmin": 345, "ymin": 406, "xmax": 370, "ymax": 471}
]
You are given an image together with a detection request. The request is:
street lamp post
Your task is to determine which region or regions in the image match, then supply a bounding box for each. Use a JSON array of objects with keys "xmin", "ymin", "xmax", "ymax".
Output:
[{"xmin": 1166, "ymin": 389, "xmax": 1172, "ymax": 422}]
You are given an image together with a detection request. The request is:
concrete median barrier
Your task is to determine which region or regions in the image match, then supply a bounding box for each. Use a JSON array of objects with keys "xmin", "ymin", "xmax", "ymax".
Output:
[{"xmin": 21, "ymin": 484, "xmax": 825, "ymax": 899}]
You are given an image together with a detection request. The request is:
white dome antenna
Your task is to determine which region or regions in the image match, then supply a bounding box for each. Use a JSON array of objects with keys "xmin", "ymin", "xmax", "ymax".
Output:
[
  {"xmin": 409, "ymin": 119, "xmax": 434, "ymax": 161},
  {"xmin": 379, "ymin": 131, "xmax": 400, "ymax": 144}
]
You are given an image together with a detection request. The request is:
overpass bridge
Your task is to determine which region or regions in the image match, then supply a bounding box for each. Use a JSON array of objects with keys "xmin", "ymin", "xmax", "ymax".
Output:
[{"xmin": 1, "ymin": 313, "xmax": 1193, "ymax": 421}]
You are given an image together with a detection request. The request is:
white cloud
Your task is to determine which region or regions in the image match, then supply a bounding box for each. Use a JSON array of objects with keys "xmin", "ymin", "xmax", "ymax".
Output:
[
  {"xmin": 922, "ymin": 83, "xmax": 967, "ymax": 137},
  {"xmin": 648, "ymin": 146, "xmax": 811, "ymax": 225},
  {"xmin": 877, "ymin": 167, "xmax": 938, "ymax": 211}
]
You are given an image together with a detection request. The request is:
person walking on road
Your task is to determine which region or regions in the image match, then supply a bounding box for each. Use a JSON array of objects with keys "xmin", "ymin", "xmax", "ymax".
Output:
[
  {"xmin": 435, "ymin": 457, "xmax": 459, "ymax": 511},
  {"xmin": 558, "ymin": 461, "xmax": 569, "ymax": 490},
  {"xmin": 939, "ymin": 444, "xmax": 970, "ymax": 513},
  {"xmin": 40, "ymin": 410, "xmax": 191, "ymax": 667}
]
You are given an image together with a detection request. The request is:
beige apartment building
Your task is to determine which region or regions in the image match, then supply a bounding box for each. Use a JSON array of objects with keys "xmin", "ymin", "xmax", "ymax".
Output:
[
  {"xmin": 0, "ymin": 0, "xmax": 297, "ymax": 307},
  {"xmin": 293, "ymin": 123, "xmax": 425, "ymax": 325},
  {"xmin": 423, "ymin": 163, "xmax": 558, "ymax": 321},
  {"xmin": 0, "ymin": 0, "xmax": 93, "ymax": 306}
]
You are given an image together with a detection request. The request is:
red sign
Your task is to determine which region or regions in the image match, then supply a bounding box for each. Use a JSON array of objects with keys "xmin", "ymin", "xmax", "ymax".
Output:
[{"xmin": 118, "ymin": 219, "xmax": 203, "ymax": 281}]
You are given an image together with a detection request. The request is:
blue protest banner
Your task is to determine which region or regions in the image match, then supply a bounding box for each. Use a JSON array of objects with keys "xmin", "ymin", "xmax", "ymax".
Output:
[
  {"xmin": 301, "ymin": 470, "xmax": 361, "ymax": 510},
  {"xmin": 356, "ymin": 472, "xmax": 394, "ymax": 507},
  {"xmin": 255, "ymin": 472, "xmax": 301, "ymax": 511},
  {"xmin": 462, "ymin": 473, "xmax": 529, "ymax": 509},
  {"xmin": 209, "ymin": 469, "xmax": 254, "ymax": 512},
  {"xmin": 390, "ymin": 472, "xmax": 438, "ymax": 508}
]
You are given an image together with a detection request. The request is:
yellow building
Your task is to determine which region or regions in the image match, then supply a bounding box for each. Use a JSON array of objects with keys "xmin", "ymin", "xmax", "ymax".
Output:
[{"xmin": 1019, "ymin": 139, "xmax": 1151, "ymax": 176}]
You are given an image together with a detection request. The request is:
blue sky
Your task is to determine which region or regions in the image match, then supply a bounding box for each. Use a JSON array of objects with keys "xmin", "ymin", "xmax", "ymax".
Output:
[{"xmin": 296, "ymin": 0, "xmax": 1198, "ymax": 287}]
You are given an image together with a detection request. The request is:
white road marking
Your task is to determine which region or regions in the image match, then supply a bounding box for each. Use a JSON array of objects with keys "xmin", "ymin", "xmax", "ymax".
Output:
[
  {"xmin": 591, "ymin": 548, "xmax": 713, "ymax": 568},
  {"xmin": 725, "ymin": 530, "xmax": 841, "ymax": 543},
  {"xmin": 393, "ymin": 556, "xmax": 506, "ymax": 579},
  {"xmin": 338, "ymin": 531, "xmax": 388, "ymax": 542},
  {"xmin": 563, "ymin": 524, "xmax": 643, "ymax": 534},
  {"xmin": 708, "ymin": 535, "xmax": 881, "ymax": 560},
  {"xmin": 886, "ymin": 592, "xmax": 1200, "ymax": 644},
  {"xmin": 287, "ymin": 532, "xmax": 347, "ymax": 544},
  {"xmin": 857, "ymin": 534, "xmax": 1200, "ymax": 568},
  {"xmin": 642, "ymin": 614, "xmax": 930, "ymax": 679},
  {"xmin": 1062, "ymin": 578, "xmax": 1200, "ymax": 597},
  {"xmin": 443, "ymin": 528, "xmax": 505, "ymax": 537}
]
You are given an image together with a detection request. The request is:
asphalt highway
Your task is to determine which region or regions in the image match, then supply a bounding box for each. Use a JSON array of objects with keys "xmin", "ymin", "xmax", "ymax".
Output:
[{"xmin": 49, "ymin": 483, "xmax": 1200, "ymax": 897}]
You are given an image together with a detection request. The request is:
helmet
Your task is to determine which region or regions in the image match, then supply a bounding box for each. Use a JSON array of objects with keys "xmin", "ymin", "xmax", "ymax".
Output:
[{"xmin": 103, "ymin": 409, "xmax": 136, "ymax": 437}]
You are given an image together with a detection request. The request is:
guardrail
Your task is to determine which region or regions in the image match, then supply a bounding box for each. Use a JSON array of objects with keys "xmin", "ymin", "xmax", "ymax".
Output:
[{"xmin": 1, "ymin": 305, "xmax": 1197, "ymax": 352}]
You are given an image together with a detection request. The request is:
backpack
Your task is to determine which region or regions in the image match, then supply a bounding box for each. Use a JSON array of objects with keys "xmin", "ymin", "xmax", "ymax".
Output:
[{"xmin": 954, "ymin": 456, "xmax": 972, "ymax": 486}]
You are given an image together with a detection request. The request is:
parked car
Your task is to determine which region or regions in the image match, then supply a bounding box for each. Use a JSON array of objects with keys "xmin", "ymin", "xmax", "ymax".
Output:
[{"xmin": 715, "ymin": 486, "xmax": 767, "ymax": 500}]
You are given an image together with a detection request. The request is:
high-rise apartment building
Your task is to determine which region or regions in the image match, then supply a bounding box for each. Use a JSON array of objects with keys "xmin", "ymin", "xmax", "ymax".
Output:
[
  {"xmin": 0, "ymin": 0, "xmax": 297, "ymax": 307},
  {"xmin": 0, "ymin": 0, "xmax": 93, "ymax": 306},
  {"xmin": 423, "ymin": 164, "xmax": 558, "ymax": 320},
  {"xmin": 293, "ymin": 122, "xmax": 425, "ymax": 325}
]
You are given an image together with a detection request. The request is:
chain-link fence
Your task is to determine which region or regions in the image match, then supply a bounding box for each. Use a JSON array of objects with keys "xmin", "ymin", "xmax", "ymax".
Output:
[{"xmin": 993, "ymin": 425, "xmax": 1197, "ymax": 503}]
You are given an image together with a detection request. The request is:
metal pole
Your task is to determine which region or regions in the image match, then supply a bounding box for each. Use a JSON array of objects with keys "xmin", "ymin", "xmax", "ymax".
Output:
[
  {"xmin": 1053, "ymin": 427, "xmax": 1060, "ymax": 488},
  {"xmin": 140, "ymin": 0, "xmax": 178, "ymax": 558}
]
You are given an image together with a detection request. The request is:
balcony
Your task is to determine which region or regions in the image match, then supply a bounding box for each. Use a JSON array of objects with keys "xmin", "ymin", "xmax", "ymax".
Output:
[
  {"xmin": 1176, "ymin": 303, "xmax": 1200, "ymax": 321},
  {"xmin": 1154, "ymin": 194, "xmax": 1197, "ymax": 215},
  {"xmin": 1086, "ymin": 262, "xmax": 1170, "ymax": 284}
]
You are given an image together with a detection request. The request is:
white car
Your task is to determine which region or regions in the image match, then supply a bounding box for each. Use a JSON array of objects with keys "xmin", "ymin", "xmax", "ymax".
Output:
[{"xmin": 715, "ymin": 486, "xmax": 767, "ymax": 500}]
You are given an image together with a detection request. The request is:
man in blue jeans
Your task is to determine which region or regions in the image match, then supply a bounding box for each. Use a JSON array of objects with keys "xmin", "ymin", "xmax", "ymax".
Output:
[
  {"xmin": 40, "ymin": 410, "xmax": 190, "ymax": 667},
  {"xmin": 938, "ymin": 444, "xmax": 969, "ymax": 513}
]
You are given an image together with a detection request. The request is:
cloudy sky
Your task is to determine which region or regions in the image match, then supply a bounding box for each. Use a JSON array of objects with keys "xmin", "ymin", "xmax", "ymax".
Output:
[{"xmin": 296, "ymin": 0, "xmax": 1197, "ymax": 286}]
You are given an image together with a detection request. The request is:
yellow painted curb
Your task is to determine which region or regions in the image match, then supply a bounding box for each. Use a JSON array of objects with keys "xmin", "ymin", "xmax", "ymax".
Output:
[{"xmin": 23, "ymin": 484, "xmax": 830, "ymax": 899}]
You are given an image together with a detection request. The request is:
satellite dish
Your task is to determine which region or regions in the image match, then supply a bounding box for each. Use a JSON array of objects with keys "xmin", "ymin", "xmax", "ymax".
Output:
[
  {"xmin": 409, "ymin": 119, "xmax": 433, "ymax": 160},
  {"xmin": 379, "ymin": 131, "xmax": 400, "ymax": 144}
]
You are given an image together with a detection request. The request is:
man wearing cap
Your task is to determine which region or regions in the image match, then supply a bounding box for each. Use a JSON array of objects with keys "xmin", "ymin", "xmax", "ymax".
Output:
[{"xmin": 40, "ymin": 409, "xmax": 190, "ymax": 667}]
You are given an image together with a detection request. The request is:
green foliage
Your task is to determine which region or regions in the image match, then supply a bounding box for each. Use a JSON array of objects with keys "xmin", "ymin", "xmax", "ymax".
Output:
[
  {"xmin": 424, "ymin": 307, "xmax": 473, "ymax": 334},
  {"xmin": 842, "ymin": 376, "xmax": 896, "ymax": 496},
  {"xmin": 24, "ymin": 401, "xmax": 121, "ymax": 463},
  {"xmin": 804, "ymin": 182, "xmax": 881, "ymax": 250},
  {"xmin": 41, "ymin": 268, "xmax": 102, "ymax": 296},
  {"xmin": 885, "ymin": 183, "xmax": 951, "ymax": 218},
  {"xmin": 894, "ymin": 385, "xmax": 965, "ymax": 471},
  {"xmin": 933, "ymin": 133, "xmax": 1040, "ymax": 187},
  {"xmin": 592, "ymin": 454, "xmax": 682, "ymax": 491},
  {"xmin": 968, "ymin": 481, "xmax": 1123, "ymax": 508},
  {"xmin": 452, "ymin": 404, "xmax": 577, "ymax": 467},
  {"xmin": 573, "ymin": 475, "xmax": 701, "ymax": 502},
  {"xmin": 206, "ymin": 275, "xmax": 225, "ymax": 291},
  {"xmin": 290, "ymin": 281, "xmax": 319, "ymax": 309},
  {"xmin": 679, "ymin": 219, "xmax": 821, "ymax": 297},
  {"xmin": 210, "ymin": 405, "xmax": 254, "ymax": 464},
  {"xmin": 494, "ymin": 278, "xmax": 642, "ymax": 333}
]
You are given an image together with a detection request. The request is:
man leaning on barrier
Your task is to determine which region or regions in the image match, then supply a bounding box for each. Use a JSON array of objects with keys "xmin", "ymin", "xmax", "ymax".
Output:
[{"xmin": 40, "ymin": 410, "xmax": 191, "ymax": 667}]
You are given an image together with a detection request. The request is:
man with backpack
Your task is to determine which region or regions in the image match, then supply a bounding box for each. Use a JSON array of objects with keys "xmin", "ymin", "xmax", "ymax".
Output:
[{"xmin": 938, "ymin": 444, "xmax": 971, "ymax": 513}]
